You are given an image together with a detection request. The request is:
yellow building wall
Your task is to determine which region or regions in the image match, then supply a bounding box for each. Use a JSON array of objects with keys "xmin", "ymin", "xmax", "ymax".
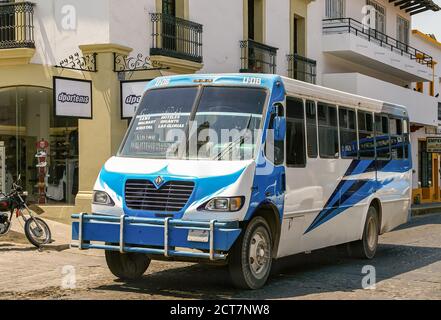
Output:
[
  {"xmin": 412, "ymin": 152, "xmax": 441, "ymax": 205},
  {"xmin": 0, "ymin": 46, "xmax": 164, "ymax": 217}
]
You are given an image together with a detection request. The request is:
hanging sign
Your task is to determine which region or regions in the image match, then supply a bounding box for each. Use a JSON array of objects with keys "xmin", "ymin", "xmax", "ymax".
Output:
[
  {"xmin": 120, "ymin": 80, "xmax": 151, "ymax": 119},
  {"xmin": 53, "ymin": 76, "xmax": 93, "ymax": 119},
  {"xmin": 427, "ymin": 137, "xmax": 441, "ymax": 153}
]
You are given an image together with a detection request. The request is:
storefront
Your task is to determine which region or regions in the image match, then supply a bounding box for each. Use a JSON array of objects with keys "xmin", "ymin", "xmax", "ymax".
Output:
[
  {"xmin": 0, "ymin": 86, "xmax": 79, "ymax": 205},
  {"xmin": 411, "ymin": 127, "xmax": 441, "ymax": 204}
]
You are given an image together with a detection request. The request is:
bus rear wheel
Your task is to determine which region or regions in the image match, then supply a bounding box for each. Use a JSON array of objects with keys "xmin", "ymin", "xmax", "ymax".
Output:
[
  {"xmin": 348, "ymin": 206, "xmax": 379, "ymax": 260},
  {"xmin": 105, "ymin": 250, "xmax": 151, "ymax": 281},
  {"xmin": 229, "ymin": 216, "xmax": 273, "ymax": 290}
]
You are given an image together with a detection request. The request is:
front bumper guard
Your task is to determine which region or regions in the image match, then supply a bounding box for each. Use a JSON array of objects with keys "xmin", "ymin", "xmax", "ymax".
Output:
[{"xmin": 71, "ymin": 213, "xmax": 240, "ymax": 261}]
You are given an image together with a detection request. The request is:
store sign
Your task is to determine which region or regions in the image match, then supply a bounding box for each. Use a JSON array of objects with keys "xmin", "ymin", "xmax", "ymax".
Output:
[
  {"xmin": 121, "ymin": 80, "xmax": 150, "ymax": 119},
  {"xmin": 53, "ymin": 77, "xmax": 92, "ymax": 119},
  {"xmin": 427, "ymin": 137, "xmax": 441, "ymax": 153}
]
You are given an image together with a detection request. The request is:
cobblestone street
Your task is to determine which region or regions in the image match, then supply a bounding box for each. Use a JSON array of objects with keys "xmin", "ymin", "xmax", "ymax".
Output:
[{"xmin": 0, "ymin": 213, "xmax": 440, "ymax": 300}]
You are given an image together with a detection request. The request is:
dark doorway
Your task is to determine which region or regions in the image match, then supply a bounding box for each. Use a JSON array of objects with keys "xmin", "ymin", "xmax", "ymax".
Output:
[
  {"xmin": 248, "ymin": 0, "xmax": 255, "ymax": 40},
  {"xmin": 294, "ymin": 17, "xmax": 299, "ymax": 54},
  {"xmin": 162, "ymin": 0, "xmax": 177, "ymax": 52}
]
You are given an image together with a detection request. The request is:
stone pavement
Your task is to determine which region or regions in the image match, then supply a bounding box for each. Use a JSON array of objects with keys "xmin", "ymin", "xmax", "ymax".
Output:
[{"xmin": 0, "ymin": 213, "xmax": 440, "ymax": 300}]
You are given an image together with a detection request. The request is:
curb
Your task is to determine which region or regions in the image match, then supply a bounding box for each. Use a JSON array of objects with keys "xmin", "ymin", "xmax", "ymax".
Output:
[
  {"xmin": 39, "ymin": 244, "xmax": 71, "ymax": 252},
  {"xmin": 411, "ymin": 207, "xmax": 441, "ymax": 217}
]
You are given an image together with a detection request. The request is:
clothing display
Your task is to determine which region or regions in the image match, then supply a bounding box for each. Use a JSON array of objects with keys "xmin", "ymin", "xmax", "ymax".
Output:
[
  {"xmin": 46, "ymin": 129, "xmax": 79, "ymax": 203},
  {"xmin": 45, "ymin": 170, "xmax": 66, "ymax": 202}
]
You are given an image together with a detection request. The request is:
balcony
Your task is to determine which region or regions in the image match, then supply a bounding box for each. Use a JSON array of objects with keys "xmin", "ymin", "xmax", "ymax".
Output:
[
  {"xmin": 322, "ymin": 18, "xmax": 434, "ymax": 82},
  {"xmin": 150, "ymin": 13, "xmax": 203, "ymax": 64},
  {"xmin": 287, "ymin": 54, "xmax": 317, "ymax": 84},
  {"xmin": 240, "ymin": 40, "xmax": 278, "ymax": 74},
  {"xmin": 0, "ymin": 2, "xmax": 35, "ymax": 49},
  {"xmin": 322, "ymin": 73, "xmax": 439, "ymax": 127}
]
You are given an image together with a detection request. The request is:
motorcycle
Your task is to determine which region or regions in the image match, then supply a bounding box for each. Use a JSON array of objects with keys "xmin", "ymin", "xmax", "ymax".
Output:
[{"xmin": 0, "ymin": 176, "xmax": 52, "ymax": 248}]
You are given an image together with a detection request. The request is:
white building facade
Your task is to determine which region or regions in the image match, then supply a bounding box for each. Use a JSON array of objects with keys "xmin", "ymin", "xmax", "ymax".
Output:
[{"xmin": 305, "ymin": 0, "xmax": 441, "ymax": 203}]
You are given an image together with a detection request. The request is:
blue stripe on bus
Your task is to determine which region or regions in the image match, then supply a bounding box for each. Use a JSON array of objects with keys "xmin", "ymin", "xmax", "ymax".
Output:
[{"xmin": 304, "ymin": 159, "xmax": 409, "ymax": 234}]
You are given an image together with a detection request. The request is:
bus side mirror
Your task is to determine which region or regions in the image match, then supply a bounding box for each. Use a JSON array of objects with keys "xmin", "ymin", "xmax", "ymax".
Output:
[{"xmin": 274, "ymin": 116, "xmax": 286, "ymax": 142}]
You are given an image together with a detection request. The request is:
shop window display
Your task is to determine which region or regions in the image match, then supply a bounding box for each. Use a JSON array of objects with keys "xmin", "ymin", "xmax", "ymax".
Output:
[{"xmin": 0, "ymin": 86, "xmax": 79, "ymax": 205}]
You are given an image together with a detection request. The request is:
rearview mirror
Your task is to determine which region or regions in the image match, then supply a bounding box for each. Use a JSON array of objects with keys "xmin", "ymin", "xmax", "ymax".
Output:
[{"xmin": 274, "ymin": 116, "xmax": 286, "ymax": 142}]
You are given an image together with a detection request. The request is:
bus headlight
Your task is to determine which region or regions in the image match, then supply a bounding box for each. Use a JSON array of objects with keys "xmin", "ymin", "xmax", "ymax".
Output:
[
  {"xmin": 93, "ymin": 191, "xmax": 115, "ymax": 206},
  {"xmin": 201, "ymin": 197, "xmax": 245, "ymax": 212}
]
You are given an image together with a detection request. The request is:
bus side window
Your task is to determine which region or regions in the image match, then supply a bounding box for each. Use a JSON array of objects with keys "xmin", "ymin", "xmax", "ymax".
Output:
[
  {"xmin": 339, "ymin": 107, "xmax": 358, "ymax": 159},
  {"xmin": 286, "ymin": 97, "xmax": 306, "ymax": 167},
  {"xmin": 358, "ymin": 111, "xmax": 375, "ymax": 159},
  {"xmin": 318, "ymin": 102, "xmax": 339, "ymax": 159},
  {"xmin": 306, "ymin": 100, "xmax": 318, "ymax": 158},
  {"xmin": 376, "ymin": 114, "xmax": 391, "ymax": 160},
  {"xmin": 403, "ymin": 119, "xmax": 410, "ymax": 159},
  {"xmin": 390, "ymin": 118, "xmax": 403, "ymax": 159},
  {"xmin": 266, "ymin": 106, "xmax": 285, "ymax": 166}
]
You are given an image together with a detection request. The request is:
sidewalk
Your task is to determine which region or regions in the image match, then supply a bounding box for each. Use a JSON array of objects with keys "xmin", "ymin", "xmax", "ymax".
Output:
[
  {"xmin": 411, "ymin": 202, "xmax": 441, "ymax": 216},
  {"xmin": 9, "ymin": 215, "xmax": 71, "ymax": 251},
  {"xmin": 412, "ymin": 202, "xmax": 441, "ymax": 217}
]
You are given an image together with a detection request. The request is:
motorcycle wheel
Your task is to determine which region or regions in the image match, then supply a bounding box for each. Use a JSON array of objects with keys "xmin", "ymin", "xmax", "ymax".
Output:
[{"xmin": 24, "ymin": 217, "xmax": 52, "ymax": 248}]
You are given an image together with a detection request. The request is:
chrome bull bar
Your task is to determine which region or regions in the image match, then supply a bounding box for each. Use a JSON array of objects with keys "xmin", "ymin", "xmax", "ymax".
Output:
[{"xmin": 71, "ymin": 213, "xmax": 226, "ymax": 261}]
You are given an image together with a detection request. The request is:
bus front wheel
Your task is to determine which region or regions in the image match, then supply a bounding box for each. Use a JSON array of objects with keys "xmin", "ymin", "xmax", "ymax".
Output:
[
  {"xmin": 348, "ymin": 206, "xmax": 379, "ymax": 260},
  {"xmin": 105, "ymin": 250, "xmax": 151, "ymax": 281},
  {"xmin": 229, "ymin": 216, "xmax": 273, "ymax": 290}
]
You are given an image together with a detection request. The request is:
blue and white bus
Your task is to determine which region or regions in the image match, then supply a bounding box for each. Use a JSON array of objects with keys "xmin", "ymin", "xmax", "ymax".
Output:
[{"xmin": 71, "ymin": 74, "xmax": 412, "ymax": 290}]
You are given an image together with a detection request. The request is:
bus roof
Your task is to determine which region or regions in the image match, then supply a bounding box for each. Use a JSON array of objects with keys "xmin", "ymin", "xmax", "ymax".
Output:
[
  {"xmin": 149, "ymin": 73, "xmax": 408, "ymax": 118},
  {"xmin": 281, "ymin": 76, "xmax": 408, "ymax": 118}
]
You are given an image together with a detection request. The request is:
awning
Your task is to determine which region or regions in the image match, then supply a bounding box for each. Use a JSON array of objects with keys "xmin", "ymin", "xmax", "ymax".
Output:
[{"xmin": 389, "ymin": 0, "xmax": 441, "ymax": 15}]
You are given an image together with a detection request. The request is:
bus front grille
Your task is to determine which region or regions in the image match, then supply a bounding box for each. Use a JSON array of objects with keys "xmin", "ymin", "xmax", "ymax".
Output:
[{"xmin": 125, "ymin": 180, "xmax": 195, "ymax": 212}]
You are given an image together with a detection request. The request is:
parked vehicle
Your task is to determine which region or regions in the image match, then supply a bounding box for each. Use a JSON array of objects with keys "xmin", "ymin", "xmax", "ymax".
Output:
[
  {"xmin": 0, "ymin": 176, "xmax": 52, "ymax": 248},
  {"xmin": 71, "ymin": 74, "xmax": 412, "ymax": 289}
]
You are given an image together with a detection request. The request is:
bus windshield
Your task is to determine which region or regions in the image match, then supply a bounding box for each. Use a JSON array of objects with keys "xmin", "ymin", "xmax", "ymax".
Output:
[{"xmin": 119, "ymin": 86, "xmax": 267, "ymax": 160}]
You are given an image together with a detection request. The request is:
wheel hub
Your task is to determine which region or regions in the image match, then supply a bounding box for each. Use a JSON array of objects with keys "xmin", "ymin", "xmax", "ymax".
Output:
[
  {"xmin": 249, "ymin": 230, "xmax": 270, "ymax": 278},
  {"xmin": 367, "ymin": 217, "xmax": 377, "ymax": 250}
]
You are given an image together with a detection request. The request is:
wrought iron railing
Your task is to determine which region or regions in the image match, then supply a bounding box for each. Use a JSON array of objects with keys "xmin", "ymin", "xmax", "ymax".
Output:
[
  {"xmin": 0, "ymin": 2, "xmax": 35, "ymax": 49},
  {"xmin": 323, "ymin": 18, "xmax": 433, "ymax": 67},
  {"xmin": 240, "ymin": 40, "xmax": 278, "ymax": 74},
  {"xmin": 150, "ymin": 13, "xmax": 203, "ymax": 63},
  {"xmin": 287, "ymin": 54, "xmax": 317, "ymax": 84}
]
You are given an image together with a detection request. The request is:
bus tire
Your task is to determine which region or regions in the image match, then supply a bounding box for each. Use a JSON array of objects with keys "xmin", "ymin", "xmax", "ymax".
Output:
[
  {"xmin": 228, "ymin": 216, "xmax": 273, "ymax": 290},
  {"xmin": 348, "ymin": 206, "xmax": 379, "ymax": 260},
  {"xmin": 105, "ymin": 250, "xmax": 151, "ymax": 281}
]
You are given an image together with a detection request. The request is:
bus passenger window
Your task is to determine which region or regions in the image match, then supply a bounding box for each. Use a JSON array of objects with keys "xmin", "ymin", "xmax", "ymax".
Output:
[
  {"xmin": 339, "ymin": 107, "xmax": 358, "ymax": 159},
  {"xmin": 318, "ymin": 103, "xmax": 339, "ymax": 158},
  {"xmin": 375, "ymin": 115, "xmax": 391, "ymax": 159},
  {"xmin": 306, "ymin": 101, "xmax": 318, "ymax": 158},
  {"xmin": 286, "ymin": 98, "xmax": 306, "ymax": 167},
  {"xmin": 358, "ymin": 111, "xmax": 375, "ymax": 159},
  {"xmin": 390, "ymin": 118, "xmax": 404, "ymax": 159},
  {"xmin": 266, "ymin": 104, "xmax": 285, "ymax": 166},
  {"xmin": 403, "ymin": 119, "xmax": 410, "ymax": 159}
]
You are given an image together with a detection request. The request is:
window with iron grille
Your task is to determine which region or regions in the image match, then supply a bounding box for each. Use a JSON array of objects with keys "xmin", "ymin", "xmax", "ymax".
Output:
[
  {"xmin": 0, "ymin": 0, "xmax": 15, "ymax": 44},
  {"xmin": 397, "ymin": 16, "xmax": 410, "ymax": 47},
  {"xmin": 366, "ymin": 0, "xmax": 386, "ymax": 29},
  {"xmin": 0, "ymin": 1, "xmax": 35, "ymax": 49},
  {"xmin": 325, "ymin": 0, "xmax": 345, "ymax": 18},
  {"xmin": 366, "ymin": 0, "xmax": 386, "ymax": 40}
]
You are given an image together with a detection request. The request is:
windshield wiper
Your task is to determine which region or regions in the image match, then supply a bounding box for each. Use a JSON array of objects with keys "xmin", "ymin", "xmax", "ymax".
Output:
[{"xmin": 212, "ymin": 115, "xmax": 253, "ymax": 161}]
